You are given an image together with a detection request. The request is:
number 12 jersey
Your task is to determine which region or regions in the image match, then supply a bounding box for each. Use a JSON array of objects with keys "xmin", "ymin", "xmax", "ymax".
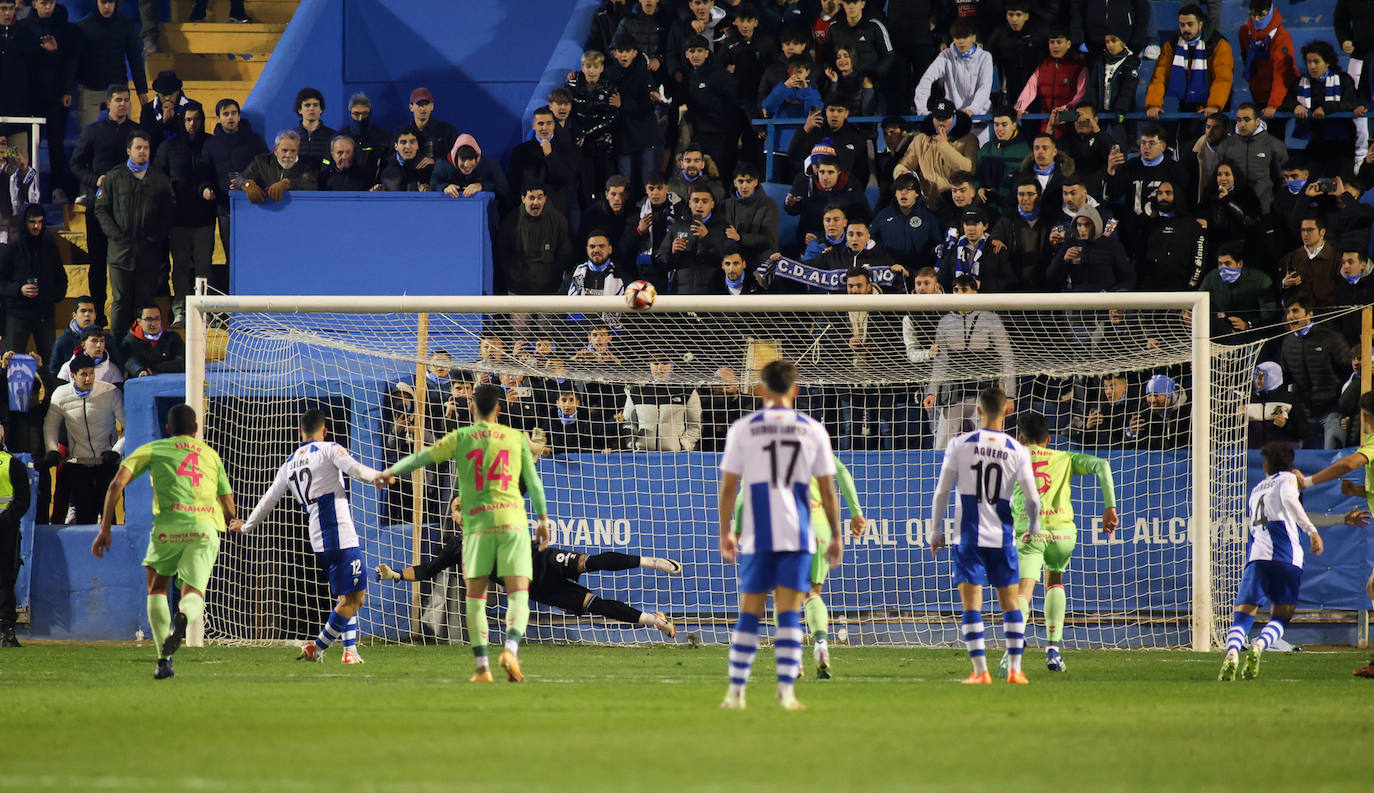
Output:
[
  {"xmin": 243, "ymin": 441, "xmax": 380, "ymax": 552},
  {"xmin": 721, "ymin": 407, "xmax": 837, "ymax": 555}
]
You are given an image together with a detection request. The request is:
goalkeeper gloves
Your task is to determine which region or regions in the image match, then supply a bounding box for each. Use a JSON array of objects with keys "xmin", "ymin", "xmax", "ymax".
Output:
[
  {"xmin": 266, "ymin": 179, "xmax": 290, "ymax": 202},
  {"xmin": 375, "ymin": 564, "xmax": 402, "ymax": 582},
  {"xmin": 243, "ymin": 180, "xmax": 267, "ymax": 204},
  {"xmin": 43, "ymin": 450, "xmax": 61, "ymax": 468}
]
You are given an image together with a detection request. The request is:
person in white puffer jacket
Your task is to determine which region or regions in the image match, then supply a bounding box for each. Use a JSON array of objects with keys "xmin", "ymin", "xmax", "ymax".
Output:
[
  {"xmin": 913, "ymin": 20, "xmax": 995, "ymax": 143},
  {"xmin": 43, "ymin": 353, "xmax": 125, "ymax": 523}
]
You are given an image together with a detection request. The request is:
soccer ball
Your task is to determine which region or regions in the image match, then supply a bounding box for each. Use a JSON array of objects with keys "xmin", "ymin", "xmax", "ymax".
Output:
[{"xmin": 624, "ymin": 280, "xmax": 657, "ymax": 310}]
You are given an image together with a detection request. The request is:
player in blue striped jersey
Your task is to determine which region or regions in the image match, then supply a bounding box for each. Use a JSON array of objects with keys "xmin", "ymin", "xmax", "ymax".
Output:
[
  {"xmin": 718, "ymin": 359, "xmax": 842, "ymax": 711},
  {"xmin": 1219, "ymin": 442, "xmax": 1324, "ymax": 681},
  {"xmin": 238, "ymin": 410, "xmax": 381, "ymax": 664},
  {"xmin": 929, "ymin": 386, "xmax": 1041, "ymax": 685}
]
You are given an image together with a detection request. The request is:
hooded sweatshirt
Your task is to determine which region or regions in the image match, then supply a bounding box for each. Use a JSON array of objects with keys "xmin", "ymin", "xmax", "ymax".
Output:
[
  {"xmin": 913, "ymin": 42, "xmax": 994, "ymax": 119},
  {"xmin": 1047, "ymin": 205, "xmax": 1135, "ymax": 292}
]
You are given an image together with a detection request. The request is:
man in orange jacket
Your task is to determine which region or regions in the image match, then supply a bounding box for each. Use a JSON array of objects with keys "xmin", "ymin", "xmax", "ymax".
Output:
[{"xmin": 1145, "ymin": 4, "xmax": 1234, "ymax": 144}]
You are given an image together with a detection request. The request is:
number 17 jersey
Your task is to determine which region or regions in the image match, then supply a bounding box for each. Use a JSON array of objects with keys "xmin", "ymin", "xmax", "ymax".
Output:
[{"xmin": 721, "ymin": 407, "xmax": 836, "ymax": 554}]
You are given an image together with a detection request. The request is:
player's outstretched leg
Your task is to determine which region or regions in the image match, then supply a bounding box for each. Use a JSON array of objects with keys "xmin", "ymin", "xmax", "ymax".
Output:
[
  {"xmin": 722, "ymin": 612, "xmax": 760, "ymax": 709},
  {"xmin": 340, "ymin": 616, "xmax": 364, "ymax": 664},
  {"xmin": 500, "ymin": 586, "xmax": 529, "ymax": 682},
  {"xmin": 774, "ymin": 608, "xmax": 805, "ymax": 709},
  {"xmin": 960, "ymin": 610, "xmax": 991, "ymax": 684},
  {"xmin": 582, "ymin": 551, "xmax": 682, "ymax": 575},
  {"xmin": 1003, "ymin": 608, "xmax": 1027, "ymax": 684},
  {"xmin": 466, "ymin": 595, "xmax": 493, "ymax": 682},
  {"xmin": 1044, "ymin": 584, "xmax": 1066, "ymax": 672},
  {"xmin": 1219, "ymin": 610, "xmax": 1254, "ymax": 681},
  {"xmin": 585, "ymin": 596, "xmax": 676, "ymax": 638},
  {"xmin": 805, "ymin": 594, "xmax": 831, "ymax": 679},
  {"xmin": 301, "ymin": 610, "xmax": 348, "ymax": 662}
]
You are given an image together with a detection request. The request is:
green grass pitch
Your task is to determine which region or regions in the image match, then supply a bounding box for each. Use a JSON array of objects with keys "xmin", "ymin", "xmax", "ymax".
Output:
[{"xmin": 4, "ymin": 642, "xmax": 1373, "ymax": 793}]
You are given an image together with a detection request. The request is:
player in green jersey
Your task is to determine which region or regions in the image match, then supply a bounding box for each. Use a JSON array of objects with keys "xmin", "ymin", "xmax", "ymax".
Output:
[
  {"xmin": 1297, "ymin": 391, "xmax": 1374, "ymax": 678},
  {"xmin": 376, "ymin": 383, "xmax": 550, "ymax": 683},
  {"xmin": 92, "ymin": 405, "xmax": 237, "ymax": 680},
  {"xmin": 1010, "ymin": 412, "xmax": 1119, "ymax": 673},
  {"xmin": 739, "ymin": 456, "xmax": 866, "ymax": 679}
]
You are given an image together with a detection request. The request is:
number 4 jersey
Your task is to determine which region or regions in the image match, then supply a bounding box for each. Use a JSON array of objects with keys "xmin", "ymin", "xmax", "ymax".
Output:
[
  {"xmin": 243, "ymin": 441, "xmax": 381, "ymax": 552},
  {"xmin": 121, "ymin": 437, "xmax": 233, "ymax": 533},
  {"xmin": 931, "ymin": 429, "xmax": 1040, "ymax": 548}
]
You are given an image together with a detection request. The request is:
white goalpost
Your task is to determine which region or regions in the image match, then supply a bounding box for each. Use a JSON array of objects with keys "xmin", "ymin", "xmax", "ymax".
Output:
[{"xmin": 185, "ymin": 292, "xmax": 1256, "ymax": 652}]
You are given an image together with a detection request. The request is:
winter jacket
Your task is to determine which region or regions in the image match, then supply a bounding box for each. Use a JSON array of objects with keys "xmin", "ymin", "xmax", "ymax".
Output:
[
  {"xmin": 73, "ymin": 9, "xmax": 145, "ymax": 94},
  {"xmin": 761, "ymin": 81, "xmax": 823, "ymax": 152},
  {"xmin": 784, "ymin": 171, "xmax": 870, "ymax": 245},
  {"xmin": 1015, "ymin": 52, "xmax": 1087, "ymax": 136},
  {"xmin": 1279, "ymin": 244, "xmax": 1340, "ymax": 308},
  {"xmin": 584, "ymin": 0, "xmax": 629, "ymax": 55},
  {"xmin": 0, "ymin": 218, "xmax": 67, "ymax": 320},
  {"xmin": 606, "ymin": 52, "xmax": 658, "ymax": 154},
  {"xmin": 154, "ymin": 130, "xmax": 218, "ymax": 228},
  {"xmin": 93, "ymin": 164, "xmax": 174, "ymax": 272},
  {"xmin": 788, "ymin": 121, "xmax": 871, "ymax": 189},
  {"xmin": 341, "ymin": 119, "xmax": 393, "ymax": 174},
  {"xmin": 1334, "ymin": 0, "xmax": 1374, "ymax": 59},
  {"xmin": 990, "ymin": 211, "xmax": 1053, "ymax": 290},
  {"xmin": 139, "ymin": 94, "xmax": 202, "ymax": 156},
  {"xmin": 496, "ymin": 205, "xmax": 571, "ymax": 295},
  {"xmin": 1215, "ymin": 124, "xmax": 1286, "ymax": 214},
  {"xmin": 1198, "ymin": 266, "xmax": 1279, "ymax": 332},
  {"xmin": 197, "ymin": 118, "xmax": 270, "ymax": 211},
  {"xmin": 1238, "ymin": 8, "xmax": 1297, "ymax": 111},
  {"xmin": 985, "ymin": 20, "xmax": 1047, "ymax": 101},
  {"xmin": 1198, "ymin": 186, "xmax": 1267, "ymax": 262},
  {"xmin": 913, "ymin": 44, "xmax": 994, "ymax": 118},
  {"xmin": 721, "ymin": 189, "xmax": 780, "ymax": 266},
  {"xmin": 1333, "ymin": 270, "xmax": 1374, "ymax": 347},
  {"xmin": 623, "ymin": 384, "xmax": 702, "ymax": 452},
  {"xmin": 568, "ymin": 72, "xmax": 618, "ymax": 154},
  {"xmin": 18, "ymin": 5, "xmax": 77, "ymax": 109},
  {"xmin": 1085, "ymin": 47, "xmax": 1140, "ymax": 116},
  {"xmin": 1293, "ymin": 70, "xmax": 1358, "ymax": 145},
  {"xmin": 893, "ymin": 113, "xmax": 980, "ymax": 208},
  {"xmin": 1104, "ymin": 152, "xmax": 1190, "ymax": 217},
  {"xmin": 44, "ymin": 379, "xmax": 125, "ymax": 464},
  {"xmin": 1280, "ymin": 324, "xmax": 1353, "ymax": 415},
  {"xmin": 717, "ymin": 27, "xmax": 773, "ymax": 108},
  {"xmin": 682, "ymin": 60, "xmax": 741, "ymax": 138},
  {"xmin": 612, "ymin": 4, "xmax": 668, "ymax": 64},
  {"xmin": 294, "ymin": 122, "xmax": 337, "ymax": 173},
  {"xmin": 668, "ymin": 168, "xmax": 726, "ymax": 205},
  {"xmin": 622, "ymin": 195, "xmax": 679, "ymax": 288},
  {"xmin": 665, "ymin": 6, "xmax": 728, "ymax": 84},
  {"xmin": 430, "ymin": 134, "xmax": 508, "ymax": 203},
  {"xmin": 938, "ymin": 235, "xmax": 1016, "ymax": 292},
  {"xmin": 577, "ymin": 199, "xmax": 632, "ymax": 267},
  {"xmin": 241, "ymin": 151, "xmax": 319, "ymax": 193},
  {"xmin": 1071, "ymin": 0, "xmax": 1151, "ymax": 52},
  {"xmin": 1046, "ymin": 205, "xmax": 1134, "ymax": 291},
  {"xmin": 658, "ymin": 211, "xmax": 729, "ymax": 294},
  {"xmin": 827, "ymin": 14, "xmax": 895, "ymax": 79},
  {"xmin": 1140, "ymin": 212, "xmax": 1207, "ymax": 290},
  {"xmin": 872, "ymin": 201, "xmax": 941, "ymax": 267},
  {"xmin": 1145, "ymin": 31, "xmax": 1235, "ymax": 111},
  {"xmin": 506, "ymin": 136, "xmax": 578, "ymax": 218},
  {"xmin": 1016, "ymin": 150, "xmax": 1078, "ymax": 217},
  {"xmin": 121, "ymin": 324, "xmax": 185, "ymax": 377},
  {"xmin": 378, "ymin": 153, "xmax": 431, "ymax": 192},
  {"xmin": 70, "ymin": 116, "xmax": 143, "ymax": 194},
  {"xmin": 319, "ymin": 162, "xmax": 376, "ymax": 191},
  {"xmin": 49, "ymin": 322, "xmax": 122, "ymax": 375},
  {"xmin": 977, "ymin": 133, "xmax": 1032, "ymax": 208}
]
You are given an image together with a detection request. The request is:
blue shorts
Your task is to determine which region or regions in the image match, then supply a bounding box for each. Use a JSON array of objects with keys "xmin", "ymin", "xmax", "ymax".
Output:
[
  {"xmin": 738, "ymin": 551, "xmax": 813, "ymax": 595},
  {"xmin": 316, "ymin": 547, "xmax": 367, "ymax": 596},
  {"xmin": 953, "ymin": 542, "xmax": 1019, "ymax": 589},
  {"xmin": 1235, "ymin": 560, "xmax": 1302, "ymax": 607}
]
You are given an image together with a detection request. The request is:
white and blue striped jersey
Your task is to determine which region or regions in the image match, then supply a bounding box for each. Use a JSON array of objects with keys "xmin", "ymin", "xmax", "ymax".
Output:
[
  {"xmin": 720, "ymin": 407, "xmax": 836, "ymax": 554},
  {"xmin": 930, "ymin": 429, "xmax": 1040, "ymax": 548},
  {"xmin": 243, "ymin": 441, "xmax": 381, "ymax": 553},
  {"xmin": 1246, "ymin": 471, "xmax": 1317, "ymax": 568}
]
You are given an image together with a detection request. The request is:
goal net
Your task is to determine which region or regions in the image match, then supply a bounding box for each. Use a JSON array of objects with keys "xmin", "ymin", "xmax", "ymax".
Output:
[{"xmin": 186, "ymin": 293, "xmax": 1258, "ymax": 651}]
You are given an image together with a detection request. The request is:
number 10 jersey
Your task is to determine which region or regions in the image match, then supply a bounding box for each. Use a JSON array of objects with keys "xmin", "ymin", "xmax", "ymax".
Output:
[
  {"xmin": 932, "ymin": 429, "xmax": 1039, "ymax": 549},
  {"xmin": 721, "ymin": 407, "xmax": 837, "ymax": 555}
]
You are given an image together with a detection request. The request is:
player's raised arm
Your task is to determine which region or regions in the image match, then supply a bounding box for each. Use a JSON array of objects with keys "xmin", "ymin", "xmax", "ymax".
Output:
[
  {"xmin": 1300, "ymin": 449, "xmax": 1369, "ymax": 489},
  {"xmin": 1280, "ymin": 474, "xmax": 1324, "ymax": 556},
  {"xmin": 1069, "ymin": 451, "xmax": 1119, "ymax": 534},
  {"xmin": 928, "ymin": 440, "xmax": 957, "ymax": 554},
  {"xmin": 1014, "ymin": 444, "xmax": 1041, "ymax": 536},
  {"xmin": 834, "ymin": 457, "xmax": 867, "ymax": 538},
  {"xmin": 377, "ymin": 429, "xmax": 461, "ymax": 485},
  {"xmin": 331, "ymin": 445, "xmax": 382, "ymax": 483},
  {"xmin": 520, "ymin": 433, "xmax": 550, "ymax": 549}
]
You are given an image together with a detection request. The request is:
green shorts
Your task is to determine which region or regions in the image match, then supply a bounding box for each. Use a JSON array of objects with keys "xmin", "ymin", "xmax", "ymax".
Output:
[
  {"xmin": 142, "ymin": 525, "xmax": 221, "ymax": 593},
  {"xmin": 463, "ymin": 526, "xmax": 532, "ymax": 580},
  {"xmin": 1016, "ymin": 532, "xmax": 1076, "ymax": 582},
  {"xmin": 809, "ymin": 521, "xmax": 832, "ymax": 586}
]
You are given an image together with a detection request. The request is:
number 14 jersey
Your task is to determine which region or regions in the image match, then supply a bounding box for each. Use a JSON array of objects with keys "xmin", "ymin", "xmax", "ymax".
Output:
[
  {"xmin": 121, "ymin": 437, "xmax": 233, "ymax": 533},
  {"xmin": 243, "ymin": 441, "xmax": 380, "ymax": 552},
  {"xmin": 721, "ymin": 407, "xmax": 837, "ymax": 555}
]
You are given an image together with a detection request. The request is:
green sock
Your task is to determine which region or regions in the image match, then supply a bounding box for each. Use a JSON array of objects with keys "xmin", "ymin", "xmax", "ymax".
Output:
[
  {"xmin": 147, "ymin": 595, "xmax": 171, "ymax": 658},
  {"xmin": 466, "ymin": 597, "xmax": 489, "ymax": 662},
  {"xmin": 505, "ymin": 589, "xmax": 529, "ymax": 643},
  {"xmin": 1018, "ymin": 596, "xmax": 1029, "ymax": 618},
  {"xmin": 804, "ymin": 595, "xmax": 829, "ymax": 641},
  {"xmin": 1045, "ymin": 585, "xmax": 1066, "ymax": 646},
  {"xmin": 179, "ymin": 591, "xmax": 204, "ymax": 623}
]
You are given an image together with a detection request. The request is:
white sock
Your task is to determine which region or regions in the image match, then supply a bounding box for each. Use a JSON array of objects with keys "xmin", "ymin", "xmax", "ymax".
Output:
[
  {"xmin": 504, "ymin": 638, "xmax": 519, "ymax": 655},
  {"xmin": 815, "ymin": 638, "xmax": 829, "ymax": 657},
  {"xmin": 637, "ymin": 612, "xmax": 658, "ymax": 627}
]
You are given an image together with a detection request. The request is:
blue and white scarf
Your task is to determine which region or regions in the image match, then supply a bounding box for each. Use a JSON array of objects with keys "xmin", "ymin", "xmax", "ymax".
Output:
[
  {"xmin": 953, "ymin": 236, "xmax": 987, "ymax": 279},
  {"xmin": 1294, "ymin": 72, "xmax": 1346, "ymax": 140},
  {"xmin": 1243, "ymin": 25, "xmax": 1277, "ymax": 82},
  {"xmin": 6, "ymin": 354, "xmax": 36, "ymax": 412},
  {"xmin": 763, "ymin": 256, "xmax": 901, "ymax": 292},
  {"xmin": 1166, "ymin": 36, "xmax": 1210, "ymax": 104}
]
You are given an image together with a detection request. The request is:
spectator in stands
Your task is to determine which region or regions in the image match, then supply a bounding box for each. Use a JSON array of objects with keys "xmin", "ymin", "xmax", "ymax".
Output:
[
  {"xmin": 985, "ymin": 2, "xmax": 1047, "ymax": 108},
  {"xmin": 405, "ymin": 87, "xmax": 457, "ymax": 171},
  {"xmin": 682, "ymin": 35, "xmax": 744, "ymax": 177},
  {"xmin": 0, "ymin": 202, "xmax": 64, "ymax": 356},
  {"xmin": 20, "ymin": 0, "xmax": 77, "ymax": 203},
  {"xmin": 496, "ymin": 182, "xmax": 571, "ymax": 296},
  {"xmin": 1144, "ymin": 4, "xmax": 1234, "ymax": 142},
  {"xmin": 623, "ymin": 173, "xmax": 678, "ymax": 287},
  {"xmin": 546, "ymin": 86, "xmax": 582, "ymax": 154},
  {"xmin": 189, "ymin": 0, "xmax": 250, "ymax": 23},
  {"xmin": 785, "ymin": 154, "xmax": 867, "ymax": 248},
  {"xmin": 1216, "ymin": 102, "xmax": 1287, "ymax": 215},
  {"xmin": 935, "ymin": 170, "xmax": 999, "ymax": 236},
  {"xmin": 1104, "ymin": 124, "xmax": 1189, "ymax": 224},
  {"xmin": 1293, "ymin": 40, "xmax": 1363, "ymax": 178},
  {"xmin": 990, "ymin": 178, "xmax": 1051, "ymax": 289},
  {"xmin": 49, "ymin": 297, "xmax": 105, "ymax": 374},
  {"xmin": 1279, "ymin": 294, "xmax": 1352, "ymax": 449},
  {"xmin": 1307, "ymin": 175, "xmax": 1374, "ymax": 254},
  {"xmin": 318, "ymin": 135, "xmax": 378, "ymax": 192},
  {"xmin": 546, "ymin": 387, "xmax": 614, "ymax": 454},
  {"xmin": 1279, "ymin": 214, "xmax": 1339, "ymax": 307},
  {"xmin": 873, "ymin": 116, "xmax": 913, "ymax": 203},
  {"xmin": 893, "ymin": 99, "xmax": 979, "ymax": 208},
  {"xmin": 154, "ymin": 106, "xmax": 216, "ymax": 328},
  {"xmin": 699, "ymin": 366, "xmax": 754, "ymax": 452},
  {"xmin": 1063, "ymin": 105, "xmax": 1126, "ymax": 179},
  {"xmin": 1047, "ymin": 205, "xmax": 1133, "ymax": 291},
  {"xmin": 241, "ymin": 129, "xmax": 317, "ymax": 205},
  {"xmin": 1127, "ymin": 374, "xmax": 1188, "ymax": 450},
  {"xmin": 668, "ymin": 144, "xmax": 726, "ymax": 204},
  {"xmin": 578, "ymin": 175, "xmax": 633, "ymax": 263},
  {"xmin": 498, "ymin": 373, "xmax": 545, "ymax": 434},
  {"xmin": 586, "ymin": 0, "xmax": 630, "ymax": 55},
  {"xmin": 1070, "ymin": 0, "xmax": 1150, "ymax": 58},
  {"xmin": 139, "ymin": 71, "xmax": 199, "ymax": 156},
  {"xmin": 816, "ymin": 220, "xmax": 906, "ymax": 287},
  {"xmin": 73, "ymin": 0, "xmax": 146, "ymax": 129},
  {"xmin": 0, "ymin": 145, "xmax": 37, "ymax": 244},
  {"xmin": 1055, "ymin": 175, "xmax": 1112, "ymax": 235},
  {"xmin": 977, "ymin": 107, "xmax": 1032, "ymax": 209},
  {"xmin": 718, "ymin": 4, "xmax": 773, "ymax": 112},
  {"xmin": 716, "ymin": 249, "xmax": 765, "ymax": 294},
  {"xmin": 94, "ymin": 130, "xmax": 173, "ymax": 337},
  {"xmin": 1246, "ymin": 361, "xmax": 1305, "ymax": 449},
  {"xmin": 379, "ymin": 126, "xmax": 432, "ymax": 192},
  {"xmin": 722, "ymin": 163, "xmax": 779, "ymax": 266},
  {"xmin": 828, "ymin": 0, "xmax": 894, "ymax": 90},
  {"xmin": 1084, "ymin": 29, "xmax": 1141, "ymax": 124},
  {"xmin": 44, "ymin": 352, "xmax": 124, "ymax": 524},
  {"xmin": 788, "ymin": 93, "xmax": 871, "ymax": 189},
  {"xmin": 1335, "ymin": 249, "xmax": 1373, "ymax": 345},
  {"xmin": 1237, "ymin": 1, "xmax": 1297, "ymax": 139},
  {"xmin": 924, "ymin": 275, "xmax": 1016, "ymax": 447},
  {"xmin": 1139, "ymin": 181, "xmax": 1206, "ymax": 291},
  {"xmin": 666, "ymin": 0, "xmax": 729, "ymax": 88},
  {"xmin": 872, "ymin": 173, "xmax": 940, "ymax": 267},
  {"xmin": 913, "ymin": 20, "xmax": 993, "ymax": 141},
  {"xmin": 1198, "ymin": 240, "xmax": 1279, "ymax": 339},
  {"xmin": 759, "ymin": 25, "xmax": 814, "ymax": 110},
  {"xmin": 57, "ymin": 327, "xmax": 122, "ymax": 385},
  {"xmin": 623, "ymin": 353, "xmax": 702, "ymax": 451},
  {"xmin": 199, "ymin": 98, "xmax": 269, "ymax": 267},
  {"xmin": 121, "ymin": 304, "xmax": 184, "ymax": 377},
  {"xmin": 71, "ymin": 84, "xmax": 141, "ymax": 326},
  {"xmin": 1015, "ymin": 27, "xmax": 1087, "ymax": 139},
  {"xmin": 507, "ymin": 106, "xmax": 578, "ymax": 218},
  {"xmin": 1069, "ymin": 373, "xmax": 1134, "ymax": 447},
  {"xmin": 1198, "ymin": 161, "xmax": 1267, "ymax": 270},
  {"xmin": 799, "ymin": 203, "xmax": 850, "ymax": 260},
  {"xmin": 901, "ymin": 266, "xmax": 944, "ymax": 366},
  {"xmin": 939, "ymin": 206, "xmax": 1013, "ymax": 291},
  {"xmin": 568, "ymin": 231, "xmax": 631, "ymax": 302},
  {"xmin": 432, "ymin": 136, "xmax": 507, "ymax": 203},
  {"xmin": 837, "ymin": 261, "xmax": 907, "ymax": 448},
  {"xmin": 761, "ymin": 54, "xmax": 825, "ymax": 159},
  {"xmin": 1185, "ymin": 112, "xmax": 1229, "ymax": 205},
  {"xmin": 1016, "ymin": 133, "xmax": 1075, "ymax": 216},
  {"xmin": 613, "ymin": 0, "xmax": 667, "ymax": 73},
  {"xmin": 343, "ymin": 92, "xmax": 393, "ymax": 176},
  {"xmin": 567, "ymin": 52, "xmax": 619, "ymax": 203},
  {"xmin": 609, "ymin": 35, "xmax": 662, "ymax": 196},
  {"xmin": 816, "ymin": 43, "xmax": 876, "ymax": 116},
  {"xmin": 292, "ymin": 87, "xmax": 335, "ymax": 174},
  {"xmin": 661, "ymin": 184, "xmax": 728, "ymax": 294}
]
